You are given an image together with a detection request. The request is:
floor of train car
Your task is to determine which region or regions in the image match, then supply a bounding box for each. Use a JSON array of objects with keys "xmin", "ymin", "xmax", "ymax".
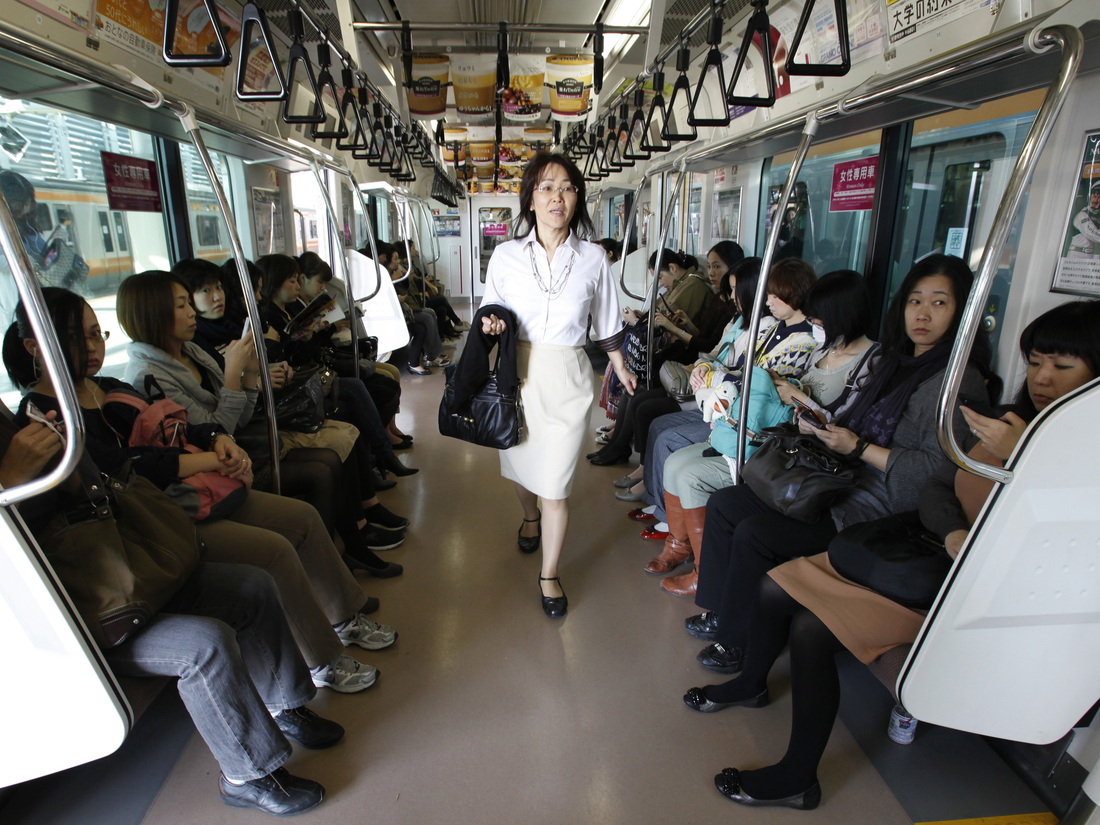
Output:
[{"xmin": 2, "ymin": 320, "xmax": 1055, "ymax": 825}]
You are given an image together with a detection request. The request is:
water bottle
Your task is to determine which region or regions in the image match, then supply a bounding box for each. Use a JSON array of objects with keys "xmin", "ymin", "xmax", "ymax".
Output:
[{"xmin": 888, "ymin": 705, "xmax": 917, "ymax": 744}]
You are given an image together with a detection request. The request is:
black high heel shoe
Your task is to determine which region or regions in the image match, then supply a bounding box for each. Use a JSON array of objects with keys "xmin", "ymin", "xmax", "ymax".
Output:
[
  {"xmin": 539, "ymin": 576, "xmax": 567, "ymax": 618},
  {"xmin": 517, "ymin": 511, "xmax": 541, "ymax": 553},
  {"xmin": 382, "ymin": 452, "xmax": 419, "ymax": 477}
]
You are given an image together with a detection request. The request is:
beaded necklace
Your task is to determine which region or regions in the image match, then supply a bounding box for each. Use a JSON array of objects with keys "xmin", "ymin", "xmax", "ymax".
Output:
[{"xmin": 527, "ymin": 243, "xmax": 575, "ymax": 300}]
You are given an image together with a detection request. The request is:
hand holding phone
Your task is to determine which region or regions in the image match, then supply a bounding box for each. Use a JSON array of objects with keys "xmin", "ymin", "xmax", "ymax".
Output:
[
  {"xmin": 25, "ymin": 402, "xmax": 66, "ymax": 442},
  {"xmin": 794, "ymin": 400, "xmax": 826, "ymax": 429}
]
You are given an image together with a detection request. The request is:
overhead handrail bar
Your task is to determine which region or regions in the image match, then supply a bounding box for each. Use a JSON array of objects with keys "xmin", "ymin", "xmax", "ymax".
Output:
[
  {"xmin": 619, "ymin": 171, "xmax": 651, "ymax": 302},
  {"xmin": 311, "ymin": 42, "xmax": 350, "ymax": 140},
  {"xmin": 0, "ymin": 198, "xmax": 85, "ymax": 507},
  {"xmin": 662, "ymin": 43, "xmax": 698, "ymax": 143},
  {"xmin": 282, "ymin": 9, "xmax": 325, "ymax": 125},
  {"xmin": 726, "ymin": 0, "xmax": 778, "ymax": 108},
  {"xmin": 936, "ymin": 25, "xmax": 1083, "ymax": 484},
  {"xmin": 310, "ymin": 160, "xmax": 359, "ymax": 380},
  {"xmin": 236, "ymin": 1, "xmax": 288, "ymax": 102},
  {"xmin": 163, "ymin": 0, "xmax": 231, "ymax": 68},
  {"xmin": 733, "ymin": 113, "xmax": 819, "ymax": 477},
  {"xmin": 354, "ymin": 22, "xmax": 647, "ymax": 35},
  {"xmin": 785, "ymin": 0, "xmax": 851, "ymax": 77},
  {"xmin": 176, "ymin": 104, "xmax": 282, "ymax": 493},
  {"xmin": 688, "ymin": 2, "xmax": 731, "ymax": 128}
]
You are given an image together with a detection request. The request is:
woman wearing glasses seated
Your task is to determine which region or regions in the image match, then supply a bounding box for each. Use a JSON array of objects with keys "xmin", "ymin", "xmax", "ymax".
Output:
[{"xmin": 480, "ymin": 152, "xmax": 638, "ymax": 618}]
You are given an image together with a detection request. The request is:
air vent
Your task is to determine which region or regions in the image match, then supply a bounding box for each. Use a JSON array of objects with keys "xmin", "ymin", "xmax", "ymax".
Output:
[{"xmin": 660, "ymin": 0, "xmax": 752, "ymax": 51}]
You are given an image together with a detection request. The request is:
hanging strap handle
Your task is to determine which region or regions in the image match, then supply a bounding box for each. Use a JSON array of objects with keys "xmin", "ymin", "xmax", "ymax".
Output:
[
  {"xmin": 641, "ymin": 69, "xmax": 672, "ymax": 153},
  {"xmin": 786, "ymin": 0, "xmax": 851, "ymax": 77},
  {"xmin": 163, "ymin": 0, "xmax": 231, "ymax": 68},
  {"xmin": 235, "ymin": 1, "xmax": 287, "ymax": 102},
  {"xmin": 281, "ymin": 9, "xmax": 325, "ymax": 124},
  {"xmin": 726, "ymin": 0, "xmax": 778, "ymax": 108},
  {"xmin": 311, "ymin": 42, "xmax": 350, "ymax": 139},
  {"xmin": 688, "ymin": 4, "xmax": 731, "ymax": 127},
  {"xmin": 662, "ymin": 44, "xmax": 698, "ymax": 142}
]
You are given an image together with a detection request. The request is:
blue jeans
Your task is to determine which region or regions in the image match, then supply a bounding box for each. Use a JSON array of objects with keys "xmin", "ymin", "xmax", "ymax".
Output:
[
  {"xmin": 642, "ymin": 409, "xmax": 711, "ymax": 522},
  {"xmin": 104, "ymin": 563, "xmax": 315, "ymax": 781}
]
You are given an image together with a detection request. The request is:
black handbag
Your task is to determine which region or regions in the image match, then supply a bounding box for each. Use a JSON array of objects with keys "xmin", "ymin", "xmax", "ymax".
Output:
[
  {"xmin": 271, "ymin": 363, "xmax": 339, "ymax": 432},
  {"xmin": 438, "ymin": 362, "xmax": 523, "ymax": 449},
  {"xmin": 827, "ymin": 511, "xmax": 953, "ymax": 609},
  {"xmin": 741, "ymin": 424, "xmax": 860, "ymax": 523}
]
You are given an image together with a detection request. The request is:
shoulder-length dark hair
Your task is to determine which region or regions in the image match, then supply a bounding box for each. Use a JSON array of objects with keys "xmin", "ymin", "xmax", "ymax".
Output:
[
  {"xmin": 117, "ymin": 271, "xmax": 192, "ymax": 352},
  {"xmin": 728, "ymin": 257, "xmax": 768, "ymax": 320},
  {"xmin": 803, "ymin": 270, "xmax": 873, "ymax": 349},
  {"xmin": 3, "ymin": 287, "xmax": 88, "ymax": 389},
  {"xmin": 1013, "ymin": 299, "xmax": 1100, "ymax": 411},
  {"xmin": 514, "ymin": 151, "xmax": 594, "ymax": 239},
  {"xmin": 709, "ymin": 240, "xmax": 745, "ymax": 272},
  {"xmin": 256, "ymin": 254, "xmax": 300, "ymax": 303}
]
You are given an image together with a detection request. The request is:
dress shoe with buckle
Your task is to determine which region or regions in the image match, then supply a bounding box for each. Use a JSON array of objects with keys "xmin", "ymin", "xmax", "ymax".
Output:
[
  {"xmin": 272, "ymin": 706, "xmax": 345, "ymax": 749},
  {"xmin": 539, "ymin": 575, "xmax": 567, "ymax": 618},
  {"xmin": 628, "ymin": 508, "xmax": 657, "ymax": 522},
  {"xmin": 714, "ymin": 768, "xmax": 822, "ymax": 811},
  {"xmin": 219, "ymin": 768, "xmax": 325, "ymax": 815},
  {"xmin": 697, "ymin": 642, "xmax": 743, "ymax": 674},
  {"xmin": 685, "ymin": 611, "xmax": 720, "ymax": 641},
  {"xmin": 683, "ymin": 686, "xmax": 769, "ymax": 713},
  {"xmin": 640, "ymin": 525, "xmax": 669, "ymax": 540},
  {"xmin": 645, "ymin": 537, "xmax": 692, "ymax": 574},
  {"xmin": 518, "ymin": 511, "xmax": 541, "ymax": 553}
]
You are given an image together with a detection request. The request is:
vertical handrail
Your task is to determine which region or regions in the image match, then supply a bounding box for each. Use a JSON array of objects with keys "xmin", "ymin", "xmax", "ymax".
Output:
[
  {"xmin": 733, "ymin": 113, "xmax": 819, "ymax": 479},
  {"xmin": 0, "ymin": 198, "xmax": 85, "ymax": 507},
  {"xmin": 390, "ymin": 191, "xmax": 412, "ymax": 285},
  {"xmin": 177, "ymin": 105, "xmax": 281, "ymax": 494},
  {"xmin": 348, "ymin": 175, "xmax": 383, "ymax": 302},
  {"xmin": 310, "ymin": 161, "xmax": 359, "ymax": 381},
  {"xmin": 645, "ymin": 163, "xmax": 687, "ymax": 386},
  {"xmin": 936, "ymin": 25, "xmax": 1082, "ymax": 484},
  {"xmin": 619, "ymin": 171, "xmax": 650, "ymax": 301}
]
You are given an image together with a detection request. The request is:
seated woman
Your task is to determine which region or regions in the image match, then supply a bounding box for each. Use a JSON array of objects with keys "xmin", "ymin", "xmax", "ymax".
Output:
[
  {"xmin": 589, "ymin": 248, "xmax": 725, "ymax": 466},
  {"xmin": 647, "ymin": 270, "xmax": 877, "ymax": 593},
  {"xmin": 129, "ymin": 267, "xmax": 410, "ymax": 558},
  {"xmin": 0, "ymin": 412, "xmax": 338, "ymax": 815},
  {"xmin": 373, "ymin": 241, "xmax": 444, "ymax": 375},
  {"xmin": 4, "ymin": 288, "xmax": 394, "ymax": 694},
  {"xmin": 685, "ymin": 254, "xmax": 999, "ymax": 673},
  {"xmin": 394, "ymin": 240, "xmax": 467, "ymax": 339},
  {"xmin": 683, "ymin": 298, "xmax": 1100, "ymax": 810}
]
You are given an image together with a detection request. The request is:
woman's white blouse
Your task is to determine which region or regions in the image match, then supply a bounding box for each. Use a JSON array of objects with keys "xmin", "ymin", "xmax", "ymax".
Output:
[{"xmin": 481, "ymin": 229, "xmax": 624, "ymax": 347}]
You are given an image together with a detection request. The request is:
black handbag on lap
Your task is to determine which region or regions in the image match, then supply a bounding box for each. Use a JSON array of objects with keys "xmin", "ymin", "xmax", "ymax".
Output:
[
  {"xmin": 827, "ymin": 511, "xmax": 953, "ymax": 609},
  {"xmin": 438, "ymin": 362, "xmax": 523, "ymax": 449},
  {"xmin": 741, "ymin": 424, "xmax": 859, "ymax": 523}
]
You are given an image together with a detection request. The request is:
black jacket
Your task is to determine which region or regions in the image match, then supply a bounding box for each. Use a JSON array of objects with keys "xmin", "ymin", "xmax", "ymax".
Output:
[{"xmin": 451, "ymin": 303, "xmax": 519, "ymax": 407}]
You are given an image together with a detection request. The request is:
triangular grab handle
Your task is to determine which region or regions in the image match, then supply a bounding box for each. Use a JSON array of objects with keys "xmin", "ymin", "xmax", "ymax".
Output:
[
  {"xmin": 163, "ymin": 0, "xmax": 231, "ymax": 68},
  {"xmin": 786, "ymin": 0, "xmax": 851, "ymax": 77},
  {"xmin": 235, "ymin": 1, "xmax": 287, "ymax": 102}
]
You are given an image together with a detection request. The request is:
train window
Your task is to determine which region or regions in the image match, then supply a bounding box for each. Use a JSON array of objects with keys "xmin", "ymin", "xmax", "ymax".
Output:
[
  {"xmin": 179, "ymin": 143, "xmax": 233, "ymax": 263},
  {"xmin": 290, "ymin": 170, "xmax": 332, "ymax": 263},
  {"xmin": 761, "ymin": 130, "xmax": 883, "ymax": 276},
  {"xmin": 712, "ymin": 184, "xmax": 742, "ymax": 245},
  {"xmin": 685, "ymin": 173, "xmax": 705, "ymax": 257}
]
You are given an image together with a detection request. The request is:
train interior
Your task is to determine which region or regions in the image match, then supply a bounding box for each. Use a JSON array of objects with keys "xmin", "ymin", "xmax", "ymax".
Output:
[{"xmin": 1, "ymin": 0, "xmax": 1100, "ymax": 823}]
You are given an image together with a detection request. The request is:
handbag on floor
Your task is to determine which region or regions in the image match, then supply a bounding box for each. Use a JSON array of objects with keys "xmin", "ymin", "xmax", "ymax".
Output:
[
  {"xmin": 34, "ymin": 455, "xmax": 202, "ymax": 648},
  {"xmin": 827, "ymin": 511, "xmax": 953, "ymax": 609},
  {"xmin": 741, "ymin": 424, "xmax": 859, "ymax": 523}
]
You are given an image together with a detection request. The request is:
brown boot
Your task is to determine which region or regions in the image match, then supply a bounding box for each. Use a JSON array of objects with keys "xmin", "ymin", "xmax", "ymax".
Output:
[
  {"xmin": 661, "ymin": 504, "xmax": 705, "ymax": 596},
  {"xmin": 645, "ymin": 494, "xmax": 692, "ymax": 574}
]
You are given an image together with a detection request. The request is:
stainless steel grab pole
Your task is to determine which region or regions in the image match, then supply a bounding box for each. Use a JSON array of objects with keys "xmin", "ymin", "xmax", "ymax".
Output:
[
  {"xmin": 619, "ymin": 172, "xmax": 650, "ymax": 302},
  {"xmin": 733, "ymin": 114, "xmax": 819, "ymax": 480},
  {"xmin": 936, "ymin": 25, "xmax": 1083, "ymax": 484},
  {"xmin": 0, "ymin": 198, "xmax": 85, "ymax": 507},
  {"xmin": 177, "ymin": 105, "xmax": 282, "ymax": 494},
  {"xmin": 310, "ymin": 160, "xmax": 360, "ymax": 382}
]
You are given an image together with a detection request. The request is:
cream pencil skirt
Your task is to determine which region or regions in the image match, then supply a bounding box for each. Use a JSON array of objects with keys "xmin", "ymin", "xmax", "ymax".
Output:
[{"xmin": 500, "ymin": 341, "xmax": 593, "ymax": 500}]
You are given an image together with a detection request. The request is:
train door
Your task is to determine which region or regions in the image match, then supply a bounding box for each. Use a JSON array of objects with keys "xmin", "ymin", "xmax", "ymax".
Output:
[
  {"xmin": 96, "ymin": 208, "xmax": 126, "ymax": 286},
  {"xmin": 475, "ymin": 203, "xmax": 514, "ymax": 299}
]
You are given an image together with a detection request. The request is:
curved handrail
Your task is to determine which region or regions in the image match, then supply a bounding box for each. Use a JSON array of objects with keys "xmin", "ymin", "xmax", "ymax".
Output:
[
  {"xmin": 619, "ymin": 172, "xmax": 650, "ymax": 301},
  {"xmin": 733, "ymin": 113, "xmax": 819, "ymax": 478},
  {"xmin": 177, "ymin": 105, "xmax": 282, "ymax": 494},
  {"xmin": 310, "ymin": 160, "xmax": 358, "ymax": 381},
  {"xmin": 644, "ymin": 163, "xmax": 687, "ymax": 384},
  {"xmin": 936, "ymin": 25, "xmax": 1083, "ymax": 484},
  {"xmin": 0, "ymin": 199, "xmax": 85, "ymax": 507}
]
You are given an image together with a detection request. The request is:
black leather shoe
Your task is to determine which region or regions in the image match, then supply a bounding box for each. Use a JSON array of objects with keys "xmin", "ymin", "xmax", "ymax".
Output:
[
  {"xmin": 697, "ymin": 642, "xmax": 743, "ymax": 674},
  {"xmin": 540, "ymin": 576, "xmax": 567, "ymax": 618},
  {"xmin": 344, "ymin": 546, "xmax": 404, "ymax": 578},
  {"xmin": 518, "ymin": 511, "xmax": 541, "ymax": 553},
  {"xmin": 392, "ymin": 436, "xmax": 414, "ymax": 451},
  {"xmin": 587, "ymin": 448, "xmax": 630, "ymax": 466},
  {"xmin": 361, "ymin": 596, "xmax": 380, "ymax": 614},
  {"xmin": 372, "ymin": 469, "xmax": 397, "ymax": 491},
  {"xmin": 685, "ymin": 611, "xmax": 720, "ymax": 641},
  {"xmin": 382, "ymin": 453, "xmax": 419, "ymax": 477},
  {"xmin": 683, "ymin": 685, "xmax": 769, "ymax": 713},
  {"xmin": 273, "ymin": 706, "xmax": 345, "ymax": 749},
  {"xmin": 714, "ymin": 768, "xmax": 821, "ymax": 810},
  {"xmin": 219, "ymin": 768, "xmax": 325, "ymax": 815}
]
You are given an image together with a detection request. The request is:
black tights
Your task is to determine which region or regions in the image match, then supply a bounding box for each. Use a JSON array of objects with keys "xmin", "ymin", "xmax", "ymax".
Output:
[{"xmin": 704, "ymin": 578, "xmax": 845, "ymax": 798}]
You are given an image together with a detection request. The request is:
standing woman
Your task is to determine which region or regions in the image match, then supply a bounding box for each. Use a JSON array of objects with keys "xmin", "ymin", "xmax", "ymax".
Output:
[{"xmin": 481, "ymin": 152, "xmax": 637, "ymax": 617}]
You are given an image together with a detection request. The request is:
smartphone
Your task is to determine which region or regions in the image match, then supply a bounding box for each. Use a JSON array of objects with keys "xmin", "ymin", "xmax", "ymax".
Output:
[
  {"xmin": 959, "ymin": 395, "xmax": 996, "ymax": 419},
  {"xmin": 658, "ymin": 294, "xmax": 674, "ymax": 316}
]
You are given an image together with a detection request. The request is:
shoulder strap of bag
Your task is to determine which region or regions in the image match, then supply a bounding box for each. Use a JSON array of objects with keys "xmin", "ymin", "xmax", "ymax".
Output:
[{"xmin": 825, "ymin": 343, "xmax": 879, "ymax": 413}]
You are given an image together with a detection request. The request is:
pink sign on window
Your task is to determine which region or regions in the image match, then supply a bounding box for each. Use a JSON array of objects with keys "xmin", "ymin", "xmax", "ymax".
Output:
[
  {"xmin": 829, "ymin": 157, "xmax": 878, "ymax": 212},
  {"xmin": 101, "ymin": 151, "xmax": 162, "ymax": 212},
  {"xmin": 483, "ymin": 223, "xmax": 509, "ymax": 237}
]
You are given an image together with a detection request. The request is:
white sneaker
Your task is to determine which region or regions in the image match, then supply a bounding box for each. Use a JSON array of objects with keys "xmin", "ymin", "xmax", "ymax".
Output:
[
  {"xmin": 310, "ymin": 654, "xmax": 378, "ymax": 693},
  {"xmin": 596, "ymin": 424, "xmax": 613, "ymax": 435},
  {"xmin": 335, "ymin": 614, "xmax": 397, "ymax": 650}
]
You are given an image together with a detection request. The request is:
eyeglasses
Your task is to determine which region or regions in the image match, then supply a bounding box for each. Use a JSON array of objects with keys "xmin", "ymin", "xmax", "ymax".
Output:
[
  {"xmin": 86, "ymin": 330, "xmax": 110, "ymax": 343},
  {"xmin": 535, "ymin": 184, "xmax": 579, "ymax": 197}
]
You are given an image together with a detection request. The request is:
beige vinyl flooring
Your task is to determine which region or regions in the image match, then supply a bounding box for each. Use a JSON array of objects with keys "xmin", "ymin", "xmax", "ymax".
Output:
[{"xmin": 135, "ymin": 351, "xmax": 918, "ymax": 825}]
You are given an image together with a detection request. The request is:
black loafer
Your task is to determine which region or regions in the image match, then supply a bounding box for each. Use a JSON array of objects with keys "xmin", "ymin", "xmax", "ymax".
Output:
[
  {"xmin": 714, "ymin": 768, "xmax": 821, "ymax": 810},
  {"xmin": 273, "ymin": 706, "xmax": 345, "ymax": 749},
  {"xmin": 685, "ymin": 611, "xmax": 720, "ymax": 641},
  {"xmin": 683, "ymin": 686, "xmax": 769, "ymax": 713},
  {"xmin": 587, "ymin": 449, "xmax": 629, "ymax": 466},
  {"xmin": 540, "ymin": 576, "xmax": 567, "ymax": 618},
  {"xmin": 344, "ymin": 552, "xmax": 404, "ymax": 578},
  {"xmin": 697, "ymin": 642, "xmax": 743, "ymax": 674},
  {"xmin": 220, "ymin": 768, "xmax": 325, "ymax": 816}
]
